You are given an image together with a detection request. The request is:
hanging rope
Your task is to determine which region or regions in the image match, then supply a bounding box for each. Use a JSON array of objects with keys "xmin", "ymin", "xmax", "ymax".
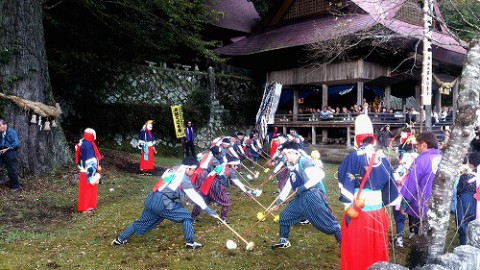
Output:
[{"xmin": 0, "ymin": 92, "xmax": 62, "ymax": 117}]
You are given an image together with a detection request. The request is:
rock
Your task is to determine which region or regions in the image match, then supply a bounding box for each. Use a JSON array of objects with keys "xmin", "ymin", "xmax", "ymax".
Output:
[
  {"xmin": 368, "ymin": 261, "xmax": 409, "ymax": 270},
  {"xmin": 113, "ymin": 134, "xmax": 123, "ymax": 146},
  {"xmin": 453, "ymin": 245, "xmax": 480, "ymax": 270},
  {"xmin": 431, "ymin": 253, "xmax": 461, "ymax": 270},
  {"xmin": 467, "ymin": 219, "xmax": 480, "ymax": 248},
  {"xmin": 130, "ymin": 138, "xmax": 139, "ymax": 149},
  {"xmin": 412, "ymin": 264, "xmax": 450, "ymax": 270}
]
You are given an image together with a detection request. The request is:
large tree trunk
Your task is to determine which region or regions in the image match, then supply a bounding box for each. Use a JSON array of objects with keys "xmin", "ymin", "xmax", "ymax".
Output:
[
  {"xmin": 0, "ymin": 1, "xmax": 71, "ymax": 177},
  {"xmin": 427, "ymin": 34, "xmax": 480, "ymax": 259}
]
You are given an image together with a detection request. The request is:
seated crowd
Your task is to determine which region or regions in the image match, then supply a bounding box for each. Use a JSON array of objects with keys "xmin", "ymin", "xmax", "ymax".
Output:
[{"xmin": 280, "ymin": 103, "xmax": 454, "ymax": 125}]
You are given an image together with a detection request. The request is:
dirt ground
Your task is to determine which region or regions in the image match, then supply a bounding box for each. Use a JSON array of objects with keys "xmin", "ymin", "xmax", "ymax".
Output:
[{"xmin": 0, "ymin": 149, "xmax": 165, "ymax": 234}]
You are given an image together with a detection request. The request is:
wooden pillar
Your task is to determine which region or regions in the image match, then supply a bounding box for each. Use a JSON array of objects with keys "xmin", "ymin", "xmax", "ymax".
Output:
[
  {"xmin": 402, "ymin": 98, "xmax": 406, "ymax": 113},
  {"xmin": 322, "ymin": 129, "xmax": 328, "ymax": 142},
  {"xmin": 346, "ymin": 126, "xmax": 351, "ymax": 146},
  {"xmin": 385, "ymin": 86, "xmax": 391, "ymax": 109},
  {"xmin": 435, "ymin": 88, "xmax": 441, "ymax": 114},
  {"xmin": 357, "ymin": 81, "xmax": 364, "ymax": 105},
  {"xmin": 322, "ymin": 84, "xmax": 328, "ymax": 108},
  {"xmin": 415, "ymin": 83, "xmax": 421, "ymax": 109},
  {"xmin": 453, "ymin": 79, "xmax": 459, "ymax": 120},
  {"xmin": 283, "ymin": 126, "xmax": 287, "ymax": 135},
  {"xmin": 312, "ymin": 126, "xmax": 316, "ymax": 145},
  {"xmin": 293, "ymin": 89, "xmax": 298, "ymax": 121}
]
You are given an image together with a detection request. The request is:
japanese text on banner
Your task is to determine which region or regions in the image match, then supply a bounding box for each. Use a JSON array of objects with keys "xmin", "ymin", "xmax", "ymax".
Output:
[{"xmin": 171, "ymin": 105, "xmax": 186, "ymax": 138}]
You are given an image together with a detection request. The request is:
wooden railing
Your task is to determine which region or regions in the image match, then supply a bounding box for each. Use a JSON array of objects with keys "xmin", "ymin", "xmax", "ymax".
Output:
[{"xmin": 273, "ymin": 113, "xmax": 453, "ymax": 128}]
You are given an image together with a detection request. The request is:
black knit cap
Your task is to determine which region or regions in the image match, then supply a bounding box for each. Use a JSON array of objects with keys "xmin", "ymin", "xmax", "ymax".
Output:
[
  {"xmin": 182, "ymin": 156, "xmax": 199, "ymax": 167},
  {"xmin": 281, "ymin": 141, "xmax": 302, "ymax": 151},
  {"xmin": 211, "ymin": 146, "xmax": 221, "ymax": 155},
  {"xmin": 221, "ymin": 137, "xmax": 231, "ymax": 145}
]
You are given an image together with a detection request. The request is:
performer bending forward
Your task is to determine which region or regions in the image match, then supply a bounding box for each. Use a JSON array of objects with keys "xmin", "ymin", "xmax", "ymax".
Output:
[
  {"xmin": 112, "ymin": 157, "xmax": 218, "ymax": 249},
  {"xmin": 269, "ymin": 141, "xmax": 341, "ymax": 249}
]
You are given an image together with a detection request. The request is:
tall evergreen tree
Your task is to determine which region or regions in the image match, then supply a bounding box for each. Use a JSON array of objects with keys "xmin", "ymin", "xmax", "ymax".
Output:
[{"xmin": 0, "ymin": 1, "xmax": 71, "ymax": 177}]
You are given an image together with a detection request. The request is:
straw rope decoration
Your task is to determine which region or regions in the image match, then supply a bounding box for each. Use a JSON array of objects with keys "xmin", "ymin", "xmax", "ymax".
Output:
[{"xmin": 0, "ymin": 92, "xmax": 62, "ymax": 118}]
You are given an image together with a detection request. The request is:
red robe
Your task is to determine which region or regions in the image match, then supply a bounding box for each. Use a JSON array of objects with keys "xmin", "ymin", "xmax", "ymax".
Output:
[
  {"xmin": 340, "ymin": 209, "xmax": 390, "ymax": 270},
  {"xmin": 139, "ymin": 146, "xmax": 155, "ymax": 171},
  {"xmin": 75, "ymin": 132, "xmax": 102, "ymax": 212},
  {"xmin": 77, "ymin": 172, "xmax": 98, "ymax": 212}
]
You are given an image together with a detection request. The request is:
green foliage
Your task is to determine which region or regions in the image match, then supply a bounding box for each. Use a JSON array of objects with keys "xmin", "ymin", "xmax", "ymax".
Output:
[
  {"xmin": 250, "ymin": 0, "xmax": 275, "ymax": 18},
  {"xmin": 43, "ymin": 0, "xmax": 223, "ymax": 66},
  {"xmin": 216, "ymin": 74, "xmax": 261, "ymax": 127},
  {"xmin": 440, "ymin": 0, "xmax": 480, "ymax": 41},
  {"xmin": 183, "ymin": 86, "xmax": 211, "ymax": 128}
]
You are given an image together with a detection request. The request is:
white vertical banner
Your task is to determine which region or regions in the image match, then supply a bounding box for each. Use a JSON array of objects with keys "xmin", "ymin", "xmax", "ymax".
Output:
[
  {"xmin": 421, "ymin": 0, "xmax": 433, "ymax": 106},
  {"xmin": 255, "ymin": 82, "xmax": 283, "ymax": 140}
]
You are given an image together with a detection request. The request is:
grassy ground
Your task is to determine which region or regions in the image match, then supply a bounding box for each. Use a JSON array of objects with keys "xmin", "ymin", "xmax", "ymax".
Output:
[{"xmin": 0, "ymin": 149, "xmax": 460, "ymax": 269}]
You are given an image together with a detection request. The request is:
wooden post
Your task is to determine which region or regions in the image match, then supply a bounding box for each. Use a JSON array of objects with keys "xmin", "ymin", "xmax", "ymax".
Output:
[
  {"xmin": 322, "ymin": 129, "xmax": 328, "ymax": 142},
  {"xmin": 415, "ymin": 84, "xmax": 421, "ymax": 109},
  {"xmin": 283, "ymin": 126, "xmax": 287, "ymax": 135},
  {"xmin": 435, "ymin": 88, "xmax": 441, "ymax": 116},
  {"xmin": 385, "ymin": 86, "xmax": 391, "ymax": 109},
  {"xmin": 346, "ymin": 126, "xmax": 351, "ymax": 146},
  {"xmin": 322, "ymin": 84, "xmax": 328, "ymax": 108},
  {"xmin": 293, "ymin": 89, "xmax": 298, "ymax": 121},
  {"xmin": 311, "ymin": 126, "xmax": 316, "ymax": 145},
  {"xmin": 357, "ymin": 81, "xmax": 364, "ymax": 106}
]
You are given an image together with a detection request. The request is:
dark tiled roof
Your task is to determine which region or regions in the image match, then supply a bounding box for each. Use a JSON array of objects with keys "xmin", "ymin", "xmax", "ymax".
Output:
[
  {"xmin": 215, "ymin": 14, "xmax": 377, "ymax": 55},
  {"xmin": 215, "ymin": 0, "xmax": 467, "ymax": 66},
  {"xmin": 211, "ymin": 0, "xmax": 260, "ymax": 33}
]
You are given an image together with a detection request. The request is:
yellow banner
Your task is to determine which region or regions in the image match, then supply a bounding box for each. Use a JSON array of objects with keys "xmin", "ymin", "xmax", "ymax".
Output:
[{"xmin": 171, "ymin": 105, "xmax": 186, "ymax": 139}]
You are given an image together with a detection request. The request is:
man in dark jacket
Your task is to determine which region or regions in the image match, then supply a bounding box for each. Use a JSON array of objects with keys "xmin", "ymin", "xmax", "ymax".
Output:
[{"xmin": 0, "ymin": 119, "xmax": 20, "ymax": 192}]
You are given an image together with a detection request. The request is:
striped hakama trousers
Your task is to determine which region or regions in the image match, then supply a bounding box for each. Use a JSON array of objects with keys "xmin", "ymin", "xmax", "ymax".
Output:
[
  {"xmin": 118, "ymin": 192, "xmax": 194, "ymax": 243},
  {"xmin": 279, "ymin": 189, "xmax": 341, "ymax": 242},
  {"xmin": 191, "ymin": 181, "xmax": 230, "ymax": 220}
]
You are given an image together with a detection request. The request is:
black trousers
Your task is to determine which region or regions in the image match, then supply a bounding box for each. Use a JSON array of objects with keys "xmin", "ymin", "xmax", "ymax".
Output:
[
  {"xmin": 0, "ymin": 150, "xmax": 19, "ymax": 189},
  {"xmin": 185, "ymin": 141, "xmax": 196, "ymax": 157}
]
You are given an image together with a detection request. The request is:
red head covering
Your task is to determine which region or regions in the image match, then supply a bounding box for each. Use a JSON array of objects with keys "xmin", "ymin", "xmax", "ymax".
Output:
[{"xmin": 74, "ymin": 128, "xmax": 102, "ymax": 164}]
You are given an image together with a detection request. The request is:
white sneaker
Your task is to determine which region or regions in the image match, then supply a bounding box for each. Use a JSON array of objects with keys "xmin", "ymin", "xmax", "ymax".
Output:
[
  {"xmin": 271, "ymin": 238, "xmax": 291, "ymax": 249},
  {"xmin": 185, "ymin": 242, "xmax": 203, "ymax": 249},
  {"xmin": 395, "ymin": 237, "xmax": 404, "ymax": 248},
  {"xmin": 299, "ymin": 220, "xmax": 310, "ymax": 225}
]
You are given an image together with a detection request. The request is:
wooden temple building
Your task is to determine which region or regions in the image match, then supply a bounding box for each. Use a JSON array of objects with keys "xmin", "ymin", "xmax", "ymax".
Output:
[{"xmin": 214, "ymin": 0, "xmax": 467, "ymax": 145}]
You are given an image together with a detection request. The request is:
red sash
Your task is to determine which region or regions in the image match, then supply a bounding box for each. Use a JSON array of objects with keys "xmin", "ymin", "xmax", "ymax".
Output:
[
  {"xmin": 190, "ymin": 153, "xmax": 210, "ymax": 183},
  {"xmin": 199, "ymin": 166, "xmax": 232, "ymax": 195},
  {"xmin": 200, "ymin": 171, "xmax": 217, "ymax": 195}
]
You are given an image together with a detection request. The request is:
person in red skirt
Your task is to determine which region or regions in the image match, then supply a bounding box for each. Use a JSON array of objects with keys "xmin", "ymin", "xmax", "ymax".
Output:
[
  {"xmin": 75, "ymin": 128, "xmax": 102, "ymax": 212},
  {"xmin": 139, "ymin": 120, "xmax": 157, "ymax": 175},
  {"xmin": 337, "ymin": 114, "xmax": 400, "ymax": 270}
]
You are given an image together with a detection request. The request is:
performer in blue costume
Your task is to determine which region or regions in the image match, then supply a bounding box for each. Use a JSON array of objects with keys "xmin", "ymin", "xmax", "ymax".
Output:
[
  {"xmin": 337, "ymin": 114, "xmax": 400, "ymax": 270},
  {"xmin": 139, "ymin": 120, "xmax": 157, "ymax": 175},
  {"xmin": 269, "ymin": 141, "xmax": 341, "ymax": 249},
  {"xmin": 112, "ymin": 157, "xmax": 218, "ymax": 249},
  {"xmin": 74, "ymin": 128, "xmax": 102, "ymax": 212}
]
